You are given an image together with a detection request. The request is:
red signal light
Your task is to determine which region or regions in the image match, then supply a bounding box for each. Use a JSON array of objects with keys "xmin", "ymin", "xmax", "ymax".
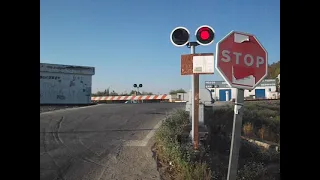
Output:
[
  {"xmin": 195, "ymin": 25, "xmax": 215, "ymax": 46},
  {"xmin": 200, "ymin": 30, "xmax": 210, "ymax": 40}
]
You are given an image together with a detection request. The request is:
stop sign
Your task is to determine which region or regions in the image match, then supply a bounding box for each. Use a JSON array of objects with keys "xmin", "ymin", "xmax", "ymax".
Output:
[{"xmin": 215, "ymin": 31, "xmax": 268, "ymax": 90}]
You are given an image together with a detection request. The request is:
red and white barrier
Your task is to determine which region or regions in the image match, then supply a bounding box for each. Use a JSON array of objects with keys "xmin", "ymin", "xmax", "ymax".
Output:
[{"xmin": 91, "ymin": 94, "xmax": 170, "ymax": 101}]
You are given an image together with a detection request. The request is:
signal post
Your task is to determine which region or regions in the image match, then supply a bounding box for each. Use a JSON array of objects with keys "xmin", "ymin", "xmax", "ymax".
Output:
[
  {"xmin": 170, "ymin": 25, "xmax": 215, "ymax": 150},
  {"xmin": 133, "ymin": 84, "xmax": 143, "ymax": 95}
]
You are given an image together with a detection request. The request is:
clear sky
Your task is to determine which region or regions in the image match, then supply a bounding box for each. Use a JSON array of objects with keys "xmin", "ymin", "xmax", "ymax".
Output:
[{"xmin": 40, "ymin": 0, "xmax": 280, "ymax": 94}]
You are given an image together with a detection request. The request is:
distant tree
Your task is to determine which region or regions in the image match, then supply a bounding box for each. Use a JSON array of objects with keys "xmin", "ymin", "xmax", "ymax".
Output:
[
  {"xmin": 119, "ymin": 92, "xmax": 129, "ymax": 96},
  {"xmin": 104, "ymin": 88, "xmax": 110, "ymax": 96},
  {"xmin": 141, "ymin": 91, "xmax": 153, "ymax": 95},
  {"xmin": 91, "ymin": 88, "xmax": 111, "ymax": 96},
  {"xmin": 92, "ymin": 90, "xmax": 106, "ymax": 96},
  {"xmin": 266, "ymin": 60, "xmax": 280, "ymax": 93},
  {"xmin": 267, "ymin": 61, "xmax": 280, "ymax": 79},
  {"xmin": 129, "ymin": 90, "xmax": 137, "ymax": 95},
  {"xmin": 169, "ymin": 88, "xmax": 186, "ymax": 95},
  {"xmin": 110, "ymin": 90, "xmax": 118, "ymax": 96}
]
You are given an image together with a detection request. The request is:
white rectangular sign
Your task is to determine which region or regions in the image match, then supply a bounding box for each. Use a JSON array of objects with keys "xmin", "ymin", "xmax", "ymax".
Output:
[{"xmin": 193, "ymin": 55, "xmax": 214, "ymax": 74}]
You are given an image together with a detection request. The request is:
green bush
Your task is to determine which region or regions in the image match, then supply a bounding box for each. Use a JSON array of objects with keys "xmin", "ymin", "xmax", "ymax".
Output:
[{"xmin": 154, "ymin": 109, "xmax": 211, "ymax": 180}]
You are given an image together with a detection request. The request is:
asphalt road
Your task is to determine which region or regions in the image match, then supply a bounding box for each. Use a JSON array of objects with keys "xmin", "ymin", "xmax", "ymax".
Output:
[{"xmin": 40, "ymin": 103, "xmax": 184, "ymax": 180}]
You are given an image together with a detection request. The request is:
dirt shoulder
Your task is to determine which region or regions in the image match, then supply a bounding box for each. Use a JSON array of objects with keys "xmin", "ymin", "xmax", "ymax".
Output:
[{"xmin": 99, "ymin": 137, "xmax": 160, "ymax": 180}]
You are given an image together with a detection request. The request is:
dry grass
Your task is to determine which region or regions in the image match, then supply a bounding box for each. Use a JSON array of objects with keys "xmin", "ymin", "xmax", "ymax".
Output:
[
  {"xmin": 204, "ymin": 100, "xmax": 280, "ymax": 180},
  {"xmin": 243, "ymin": 122, "xmax": 254, "ymax": 137},
  {"xmin": 152, "ymin": 100, "xmax": 280, "ymax": 180}
]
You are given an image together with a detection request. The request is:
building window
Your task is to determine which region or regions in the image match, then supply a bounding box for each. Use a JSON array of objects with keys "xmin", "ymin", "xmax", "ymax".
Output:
[{"xmin": 269, "ymin": 88, "xmax": 271, "ymax": 92}]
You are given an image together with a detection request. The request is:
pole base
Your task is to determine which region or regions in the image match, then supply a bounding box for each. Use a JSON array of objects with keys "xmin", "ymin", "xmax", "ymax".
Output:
[{"xmin": 189, "ymin": 125, "xmax": 209, "ymax": 142}]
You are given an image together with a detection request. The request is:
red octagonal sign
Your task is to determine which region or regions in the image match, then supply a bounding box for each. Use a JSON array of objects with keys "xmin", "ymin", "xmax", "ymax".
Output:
[{"xmin": 215, "ymin": 31, "xmax": 268, "ymax": 90}]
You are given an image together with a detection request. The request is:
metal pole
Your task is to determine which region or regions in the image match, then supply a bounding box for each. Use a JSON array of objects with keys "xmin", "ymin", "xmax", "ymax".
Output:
[
  {"xmin": 227, "ymin": 88, "xmax": 245, "ymax": 180},
  {"xmin": 193, "ymin": 73, "xmax": 199, "ymax": 150},
  {"xmin": 191, "ymin": 45, "xmax": 195, "ymax": 143},
  {"xmin": 137, "ymin": 87, "xmax": 140, "ymax": 103},
  {"xmin": 215, "ymin": 86, "xmax": 217, "ymax": 100},
  {"xmin": 190, "ymin": 44, "xmax": 199, "ymax": 150}
]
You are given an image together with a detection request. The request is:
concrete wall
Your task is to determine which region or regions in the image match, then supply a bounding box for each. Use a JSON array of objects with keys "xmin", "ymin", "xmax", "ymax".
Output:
[
  {"xmin": 182, "ymin": 89, "xmax": 213, "ymax": 103},
  {"xmin": 209, "ymin": 86, "xmax": 277, "ymax": 101},
  {"xmin": 40, "ymin": 63, "xmax": 95, "ymax": 104},
  {"xmin": 205, "ymin": 79, "xmax": 278, "ymax": 100},
  {"xmin": 176, "ymin": 93, "xmax": 189, "ymax": 102}
]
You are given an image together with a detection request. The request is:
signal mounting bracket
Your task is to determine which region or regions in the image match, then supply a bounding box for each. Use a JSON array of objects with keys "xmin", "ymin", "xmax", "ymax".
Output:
[{"xmin": 187, "ymin": 42, "xmax": 200, "ymax": 48}]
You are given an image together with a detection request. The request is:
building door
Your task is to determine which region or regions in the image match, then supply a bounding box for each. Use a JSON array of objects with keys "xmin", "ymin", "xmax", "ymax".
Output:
[
  {"xmin": 219, "ymin": 89, "xmax": 231, "ymax": 101},
  {"xmin": 255, "ymin": 89, "xmax": 266, "ymax": 99}
]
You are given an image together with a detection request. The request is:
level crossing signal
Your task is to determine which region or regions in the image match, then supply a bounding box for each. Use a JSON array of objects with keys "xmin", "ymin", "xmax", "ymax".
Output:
[{"xmin": 195, "ymin": 25, "xmax": 215, "ymax": 46}]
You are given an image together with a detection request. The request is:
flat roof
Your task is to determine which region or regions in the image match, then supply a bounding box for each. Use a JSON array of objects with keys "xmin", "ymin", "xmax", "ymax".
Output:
[{"xmin": 40, "ymin": 63, "xmax": 95, "ymax": 75}]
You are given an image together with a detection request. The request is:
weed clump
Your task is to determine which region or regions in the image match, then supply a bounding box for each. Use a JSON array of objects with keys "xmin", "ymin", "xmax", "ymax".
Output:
[{"xmin": 153, "ymin": 109, "xmax": 211, "ymax": 180}]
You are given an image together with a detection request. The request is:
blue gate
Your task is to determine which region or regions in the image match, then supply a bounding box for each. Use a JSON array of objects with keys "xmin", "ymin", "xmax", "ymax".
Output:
[
  {"xmin": 255, "ymin": 89, "xmax": 266, "ymax": 99},
  {"xmin": 219, "ymin": 89, "xmax": 231, "ymax": 101}
]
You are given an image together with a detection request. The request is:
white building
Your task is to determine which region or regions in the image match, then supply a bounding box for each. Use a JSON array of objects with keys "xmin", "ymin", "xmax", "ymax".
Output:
[
  {"xmin": 205, "ymin": 79, "xmax": 278, "ymax": 101},
  {"xmin": 40, "ymin": 63, "xmax": 95, "ymax": 105}
]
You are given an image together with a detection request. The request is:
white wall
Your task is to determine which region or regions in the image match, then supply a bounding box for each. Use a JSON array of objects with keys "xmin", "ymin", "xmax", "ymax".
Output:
[
  {"xmin": 265, "ymin": 86, "xmax": 277, "ymax": 98},
  {"xmin": 40, "ymin": 72, "xmax": 92, "ymax": 104},
  {"xmin": 245, "ymin": 86, "xmax": 277, "ymax": 99},
  {"xmin": 177, "ymin": 93, "xmax": 189, "ymax": 101},
  {"xmin": 244, "ymin": 89, "xmax": 254, "ymax": 97},
  {"xmin": 208, "ymin": 85, "xmax": 277, "ymax": 100},
  {"xmin": 185, "ymin": 89, "xmax": 212, "ymax": 103}
]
